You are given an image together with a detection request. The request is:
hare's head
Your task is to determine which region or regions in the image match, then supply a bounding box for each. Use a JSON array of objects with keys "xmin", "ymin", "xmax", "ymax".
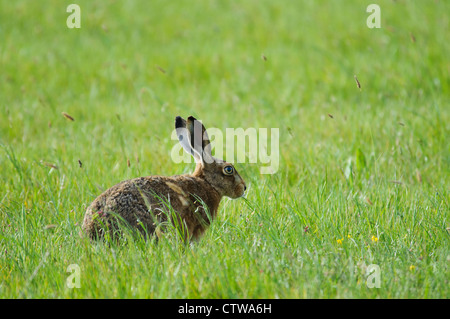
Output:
[{"xmin": 175, "ymin": 116, "xmax": 246, "ymax": 199}]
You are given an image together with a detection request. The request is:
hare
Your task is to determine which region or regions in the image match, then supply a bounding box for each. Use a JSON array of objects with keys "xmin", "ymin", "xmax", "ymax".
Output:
[{"xmin": 81, "ymin": 116, "xmax": 246, "ymax": 241}]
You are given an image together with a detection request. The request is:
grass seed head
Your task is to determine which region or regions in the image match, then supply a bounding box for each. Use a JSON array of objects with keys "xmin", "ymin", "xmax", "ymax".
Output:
[
  {"xmin": 155, "ymin": 65, "xmax": 166, "ymax": 74},
  {"xmin": 62, "ymin": 112, "xmax": 74, "ymax": 121},
  {"xmin": 41, "ymin": 161, "xmax": 59, "ymax": 169},
  {"xmin": 354, "ymin": 75, "xmax": 361, "ymax": 89}
]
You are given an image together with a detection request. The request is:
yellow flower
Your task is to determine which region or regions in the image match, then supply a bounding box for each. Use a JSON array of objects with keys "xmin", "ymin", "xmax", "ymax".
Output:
[
  {"xmin": 371, "ymin": 236, "xmax": 379, "ymax": 243},
  {"xmin": 347, "ymin": 234, "xmax": 352, "ymax": 239},
  {"xmin": 409, "ymin": 265, "xmax": 416, "ymax": 271},
  {"xmin": 337, "ymin": 238, "xmax": 343, "ymax": 245}
]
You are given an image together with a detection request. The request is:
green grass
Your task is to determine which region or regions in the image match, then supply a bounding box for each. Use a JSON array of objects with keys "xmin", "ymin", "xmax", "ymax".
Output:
[{"xmin": 0, "ymin": 0, "xmax": 449, "ymax": 298}]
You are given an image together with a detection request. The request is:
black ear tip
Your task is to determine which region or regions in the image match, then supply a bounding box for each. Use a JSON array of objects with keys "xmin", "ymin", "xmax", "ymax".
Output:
[
  {"xmin": 175, "ymin": 116, "xmax": 184, "ymax": 128},
  {"xmin": 187, "ymin": 116, "xmax": 198, "ymax": 122}
]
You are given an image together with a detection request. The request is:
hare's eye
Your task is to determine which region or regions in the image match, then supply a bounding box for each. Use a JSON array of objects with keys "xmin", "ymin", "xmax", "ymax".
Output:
[{"xmin": 223, "ymin": 165, "xmax": 234, "ymax": 175}]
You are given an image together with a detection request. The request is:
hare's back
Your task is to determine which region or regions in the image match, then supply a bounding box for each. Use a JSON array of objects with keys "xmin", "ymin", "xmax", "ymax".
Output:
[
  {"xmin": 88, "ymin": 176, "xmax": 183, "ymax": 211},
  {"xmin": 83, "ymin": 176, "xmax": 182, "ymax": 236},
  {"xmin": 85, "ymin": 174, "xmax": 209, "ymax": 218}
]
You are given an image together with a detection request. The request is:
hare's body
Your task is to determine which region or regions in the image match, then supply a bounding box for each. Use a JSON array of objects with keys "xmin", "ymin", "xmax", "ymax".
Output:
[
  {"xmin": 83, "ymin": 172, "xmax": 221, "ymax": 240},
  {"xmin": 81, "ymin": 116, "xmax": 246, "ymax": 241}
]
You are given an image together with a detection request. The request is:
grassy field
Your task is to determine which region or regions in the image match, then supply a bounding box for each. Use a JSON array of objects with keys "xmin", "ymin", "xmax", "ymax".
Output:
[{"xmin": 0, "ymin": 0, "xmax": 449, "ymax": 298}]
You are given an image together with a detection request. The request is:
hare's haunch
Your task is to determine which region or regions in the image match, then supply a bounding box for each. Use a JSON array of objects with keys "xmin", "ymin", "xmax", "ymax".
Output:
[{"xmin": 81, "ymin": 116, "xmax": 246, "ymax": 241}]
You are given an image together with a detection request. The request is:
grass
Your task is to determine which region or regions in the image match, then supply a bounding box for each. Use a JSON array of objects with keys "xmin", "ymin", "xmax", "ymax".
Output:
[{"xmin": 0, "ymin": 0, "xmax": 449, "ymax": 298}]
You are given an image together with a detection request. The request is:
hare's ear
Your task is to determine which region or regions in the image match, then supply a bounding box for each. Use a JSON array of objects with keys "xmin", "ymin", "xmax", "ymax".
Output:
[
  {"xmin": 186, "ymin": 116, "xmax": 214, "ymax": 164},
  {"xmin": 175, "ymin": 116, "xmax": 199, "ymax": 161}
]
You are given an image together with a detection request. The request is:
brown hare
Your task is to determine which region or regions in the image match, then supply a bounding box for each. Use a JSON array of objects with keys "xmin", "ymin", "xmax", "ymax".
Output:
[{"xmin": 81, "ymin": 116, "xmax": 246, "ymax": 241}]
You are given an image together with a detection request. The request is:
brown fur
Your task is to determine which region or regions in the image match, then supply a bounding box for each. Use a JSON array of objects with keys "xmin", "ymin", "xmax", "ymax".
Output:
[{"xmin": 81, "ymin": 116, "xmax": 246, "ymax": 241}]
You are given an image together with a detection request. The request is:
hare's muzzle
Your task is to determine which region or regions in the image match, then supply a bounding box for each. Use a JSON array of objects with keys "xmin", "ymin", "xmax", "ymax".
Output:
[{"xmin": 235, "ymin": 182, "xmax": 246, "ymax": 198}]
